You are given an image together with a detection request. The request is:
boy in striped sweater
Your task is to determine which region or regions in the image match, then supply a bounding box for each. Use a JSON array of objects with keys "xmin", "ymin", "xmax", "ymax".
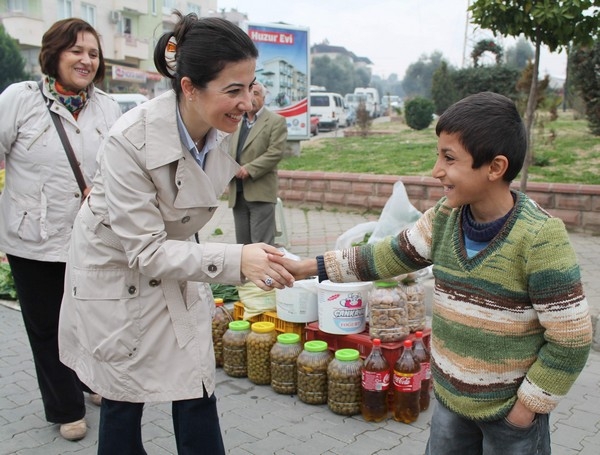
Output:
[{"xmin": 271, "ymin": 91, "xmax": 592, "ymax": 454}]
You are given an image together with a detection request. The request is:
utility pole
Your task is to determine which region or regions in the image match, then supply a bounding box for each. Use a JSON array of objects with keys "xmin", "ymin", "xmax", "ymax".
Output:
[{"xmin": 462, "ymin": 0, "xmax": 471, "ymax": 67}]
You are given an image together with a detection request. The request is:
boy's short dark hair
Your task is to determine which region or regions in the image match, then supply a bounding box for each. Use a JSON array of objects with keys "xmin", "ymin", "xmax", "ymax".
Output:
[{"xmin": 435, "ymin": 92, "xmax": 527, "ymax": 182}]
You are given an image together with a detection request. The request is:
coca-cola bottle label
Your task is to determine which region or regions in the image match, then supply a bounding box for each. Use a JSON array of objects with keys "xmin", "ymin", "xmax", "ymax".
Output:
[
  {"xmin": 362, "ymin": 370, "xmax": 390, "ymax": 391},
  {"xmin": 393, "ymin": 371, "xmax": 421, "ymax": 392}
]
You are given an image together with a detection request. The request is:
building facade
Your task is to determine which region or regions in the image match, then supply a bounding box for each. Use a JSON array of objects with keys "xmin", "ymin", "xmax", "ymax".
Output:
[{"xmin": 0, "ymin": 0, "xmax": 217, "ymax": 97}]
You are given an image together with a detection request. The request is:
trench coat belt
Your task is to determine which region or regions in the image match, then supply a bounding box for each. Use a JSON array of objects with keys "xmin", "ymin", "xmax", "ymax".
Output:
[{"xmin": 78, "ymin": 199, "xmax": 195, "ymax": 348}]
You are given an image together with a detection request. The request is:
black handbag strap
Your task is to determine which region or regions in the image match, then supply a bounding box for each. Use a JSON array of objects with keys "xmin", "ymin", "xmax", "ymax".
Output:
[{"xmin": 38, "ymin": 81, "xmax": 87, "ymax": 195}]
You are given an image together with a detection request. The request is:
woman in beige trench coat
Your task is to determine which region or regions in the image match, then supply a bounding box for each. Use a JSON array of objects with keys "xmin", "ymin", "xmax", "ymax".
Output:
[{"xmin": 58, "ymin": 12, "xmax": 294, "ymax": 455}]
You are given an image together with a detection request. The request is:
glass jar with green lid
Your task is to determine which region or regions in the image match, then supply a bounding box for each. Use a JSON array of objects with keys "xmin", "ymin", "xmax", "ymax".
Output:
[
  {"xmin": 368, "ymin": 280, "xmax": 409, "ymax": 342},
  {"xmin": 296, "ymin": 340, "xmax": 334, "ymax": 405},
  {"xmin": 222, "ymin": 320, "xmax": 251, "ymax": 378},
  {"xmin": 247, "ymin": 322, "xmax": 277, "ymax": 385},
  {"xmin": 270, "ymin": 333, "xmax": 303, "ymax": 394},
  {"xmin": 327, "ymin": 348, "xmax": 363, "ymax": 415}
]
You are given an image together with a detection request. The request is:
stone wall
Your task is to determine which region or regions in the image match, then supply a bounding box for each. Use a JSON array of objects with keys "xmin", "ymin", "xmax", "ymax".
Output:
[{"xmin": 278, "ymin": 170, "xmax": 600, "ymax": 234}]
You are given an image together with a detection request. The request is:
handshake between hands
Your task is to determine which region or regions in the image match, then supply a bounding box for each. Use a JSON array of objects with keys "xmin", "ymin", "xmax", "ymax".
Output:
[{"xmin": 240, "ymin": 243, "xmax": 318, "ymax": 291}]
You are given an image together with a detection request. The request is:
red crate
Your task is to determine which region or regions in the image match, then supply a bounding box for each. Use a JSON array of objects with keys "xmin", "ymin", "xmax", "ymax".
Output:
[{"xmin": 304, "ymin": 322, "xmax": 430, "ymax": 368}]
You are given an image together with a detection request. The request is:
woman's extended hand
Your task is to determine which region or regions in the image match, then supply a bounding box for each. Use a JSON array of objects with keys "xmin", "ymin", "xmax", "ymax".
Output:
[
  {"xmin": 268, "ymin": 254, "xmax": 318, "ymax": 281},
  {"xmin": 241, "ymin": 243, "xmax": 295, "ymax": 291}
]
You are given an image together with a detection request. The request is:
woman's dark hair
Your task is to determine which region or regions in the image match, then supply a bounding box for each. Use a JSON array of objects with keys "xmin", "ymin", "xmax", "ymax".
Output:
[
  {"xmin": 435, "ymin": 91, "xmax": 527, "ymax": 182},
  {"xmin": 154, "ymin": 11, "xmax": 258, "ymax": 97},
  {"xmin": 38, "ymin": 18, "xmax": 106, "ymax": 84}
]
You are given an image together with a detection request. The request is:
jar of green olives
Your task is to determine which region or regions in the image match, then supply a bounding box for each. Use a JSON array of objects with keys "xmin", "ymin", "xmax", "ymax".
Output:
[
  {"xmin": 212, "ymin": 298, "xmax": 233, "ymax": 367},
  {"xmin": 270, "ymin": 333, "xmax": 303, "ymax": 394},
  {"xmin": 327, "ymin": 348, "xmax": 363, "ymax": 416},
  {"xmin": 247, "ymin": 322, "xmax": 277, "ymax": 385},
  {"xmin": 222, "ymin": 320, "xmax": 251, "ymax": 378},
  {"xmin": 297, "ymin": 340, "xmax": 333, "ymax": 405}
]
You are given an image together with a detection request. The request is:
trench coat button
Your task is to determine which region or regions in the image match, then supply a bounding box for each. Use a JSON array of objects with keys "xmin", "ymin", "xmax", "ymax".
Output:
[
  {"xmin": 76, "ymin": 129, "xmax": 80, "ymax": 134},
  {"xmin": 181, "ymin": 216, "xmax": 190, "ymax": 223},
  {"xmin": 149, "ymin": 279, "xmax": 161, "ymax": 287},
  {"xmin": 128, "ymin": 285, "xmax": 137, "ymax": 295},
  {"xmin": 208, "ymin": 206, "xmax": 216, "ymax": 212},
  {"xmin": 208, "ymin": 264, "xmax": 217, "ymax": 273},
  {"xmin": 74, "ymin": 192, "xmax": 80, "ymax": 198}
]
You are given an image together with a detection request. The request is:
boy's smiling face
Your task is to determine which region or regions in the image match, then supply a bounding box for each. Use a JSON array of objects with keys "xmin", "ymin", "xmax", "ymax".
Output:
[{"xmin": 432, "ymin": 132, "xmax": 492, "ymax": 211}]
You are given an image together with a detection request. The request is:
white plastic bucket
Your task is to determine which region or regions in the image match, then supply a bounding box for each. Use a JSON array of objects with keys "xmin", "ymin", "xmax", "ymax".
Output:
[
  {"xmin": 317, "ymin": 280, "xmax": 372, "ymax": 334},
  {"xmin": 275, "ymin": 277, "xmax": 319, "ymax": 323}
]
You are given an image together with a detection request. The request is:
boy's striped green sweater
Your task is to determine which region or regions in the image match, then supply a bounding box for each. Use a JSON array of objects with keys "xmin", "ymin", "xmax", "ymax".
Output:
[{"xmin": 324, "ymin": 192, "xmax": 592, "ymax": 421}]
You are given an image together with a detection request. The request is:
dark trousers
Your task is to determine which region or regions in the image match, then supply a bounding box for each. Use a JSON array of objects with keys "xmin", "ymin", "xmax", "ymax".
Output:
[
  {"xmin": 232, "ymin": 191, "xmax": 276, "ymax": 245},
  {"xmin": 98, "ymin": 393, "xmax": 225, "ymax": 455},
  {"xmin": 7, "ymin": 254, "xmax": 88, "ymax": 423}
]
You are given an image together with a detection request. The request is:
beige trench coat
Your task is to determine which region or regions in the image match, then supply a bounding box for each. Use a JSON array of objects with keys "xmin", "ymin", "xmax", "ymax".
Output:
[{"xmin": 59, "ymin": 91, "xmax": 244, "ymax": 402}]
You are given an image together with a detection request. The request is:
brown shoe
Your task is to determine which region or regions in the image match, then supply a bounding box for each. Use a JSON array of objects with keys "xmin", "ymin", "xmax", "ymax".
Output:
[
  {"xmin": 59, "ymin": 418, "xmax": 87, "ymax": 441},
  {"xmin": 88, "ymin": 393, "xmax": 102, "ymax": 406}
]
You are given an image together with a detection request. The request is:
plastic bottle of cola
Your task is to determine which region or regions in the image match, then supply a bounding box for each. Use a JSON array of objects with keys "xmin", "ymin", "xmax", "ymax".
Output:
[
  {"xmin": 413, "ymin": 331, "xmax": 431, "ymax": 411},
  {"xmin": 360, "ymin": 338, "xmax": 390, "ymax": 422},
  {"xmin": 392, "ymin": 339, "xmax": 421, "ymax": 423}
]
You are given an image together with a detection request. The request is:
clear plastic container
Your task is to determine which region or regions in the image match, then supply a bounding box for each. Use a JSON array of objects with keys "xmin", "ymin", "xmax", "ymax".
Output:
[
  {"xmin": 212, "ymin": 298, "xmax": 233, "ymax": 367},
  {"xmin": 222, "ymin": 320, "xmax": 251, "ymax": 378},
  {"xmin": 270, "ymin": 333, "xmax": 303, "ymax": 394},
  {"xmin": 297, "ymin": 340, "xmax": 333, "ymax": 405},
  {"xmin": 399, "ymin": 274, "xmax": 426, "ymax": 332},
  {"xmin": 247, "ymin": 322, "xmax": 277, "ymax": 385},
  {"xmin": 327, "ymin": 348, "xmax": 363, "ymax": 416},
  {"xmin": 368, "ymin": 280, "xmax": 409, "ymax": 342}
]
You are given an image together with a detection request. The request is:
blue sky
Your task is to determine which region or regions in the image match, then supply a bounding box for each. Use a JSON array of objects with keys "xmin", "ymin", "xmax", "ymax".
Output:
[{"xmin": 215, "ymin": 0, "xmax": 568, "ymax": 80}]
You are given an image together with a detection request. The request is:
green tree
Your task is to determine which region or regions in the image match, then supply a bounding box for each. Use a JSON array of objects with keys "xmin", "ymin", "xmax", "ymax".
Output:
[
  {"xmin": 402, "ymin": 51, "xmax": 445, "ymax": 98},
  {"xmin": 452, "ymin": 65, "xmax": 520, "ymax": 101},
  {"xmin": 571, "ymin": 41, "xmax": 600, "ymax": 135},
  {"xmin": 404, "ymin": 97, "xmax": 435, "ymax": 130},
  {"xmin": 0, "ymin": 24, "xmax": 28, "ymax": 92},
  {"xmin": 311, "ymin": 55, "xmax": 371, "ymax": 95},
  {"xmin": 505, "ymin": 37, "xmax": 535, "ymax": 71},
  {"xmin": 431, "ymin": 61, "xmax": 458, "ymax": 115},
  {"xmin": 470, "ymin": 0, "xmax": 600, "ymax": 192}
]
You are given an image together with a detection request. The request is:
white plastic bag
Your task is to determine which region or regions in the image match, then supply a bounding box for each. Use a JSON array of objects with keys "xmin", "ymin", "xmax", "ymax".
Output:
[
  {"xmin": 236, "ymin": 281, "xmax": 276, "ymax": 320},
  {"xmin": 335, "ymin": 221, "xmax": 379, "ymax": 249},
  {"xmin": 368, "ymin": 180, "xmax": 421, "ymax": 243}
]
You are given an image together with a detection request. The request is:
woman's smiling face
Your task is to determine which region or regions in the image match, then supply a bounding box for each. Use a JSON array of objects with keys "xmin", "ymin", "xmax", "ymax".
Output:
[
  {"xmin": 191, "ymin": 58, "xmax": 257, "ymax": 134},
  {"xmin": 57, "ymin": 31, "xmax": 100, "ymax": 91}
]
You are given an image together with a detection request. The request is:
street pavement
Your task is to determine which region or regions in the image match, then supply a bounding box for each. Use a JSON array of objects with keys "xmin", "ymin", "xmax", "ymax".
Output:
[{"xmin": 1, "ymin": 200, "xmax": 599, "ymax": 454}]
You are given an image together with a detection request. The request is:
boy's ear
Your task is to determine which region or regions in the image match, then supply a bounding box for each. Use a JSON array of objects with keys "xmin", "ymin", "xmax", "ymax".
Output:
[{"xmin": 488, "ymin": 155, "xmax": 509, "ymax": 181}]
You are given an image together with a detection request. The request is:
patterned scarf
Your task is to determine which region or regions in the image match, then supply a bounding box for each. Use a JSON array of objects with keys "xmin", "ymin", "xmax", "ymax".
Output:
[{"xmin": 46, "ymin": 76, "xmax": 89, "ymax": 119}]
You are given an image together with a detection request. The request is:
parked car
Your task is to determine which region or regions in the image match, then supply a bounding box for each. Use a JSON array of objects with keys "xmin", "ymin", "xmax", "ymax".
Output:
[
  {"xmin": 310, "ymin": 115, "xmax": 319, "ymax": 136},
  {"xmin": 109, "ymin": 93, "xmax": 149, "ymax": 114},
  {"xmin": 309, "ymin": 92, "xmax": 347, "ymax": 131}
]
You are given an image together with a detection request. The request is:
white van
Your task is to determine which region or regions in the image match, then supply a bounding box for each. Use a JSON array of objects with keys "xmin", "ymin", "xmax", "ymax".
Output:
[
  {"xmin": 354, "ymin": 87, "xmax": 381, "ymax": 118},
  {"xmin": 109, "ymin": 93, "xmax": 149, "ymax": 114},
  {"xmin": 309, "ymin": 92, "xmax": 347, "ymax": 130}
]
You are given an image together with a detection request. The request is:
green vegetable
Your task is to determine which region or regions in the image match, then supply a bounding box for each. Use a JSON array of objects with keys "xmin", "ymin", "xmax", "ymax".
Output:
[
  {"xmin": 210, "ymin": 283, "xmax": 239, "ymax": 302},
  {"xmin": 0, "ymin": 262, "xmax": 17, "ymax": 300},
  {"xmin": 351, "ymin": 232, "xmax": 372, "ymax": 247}
]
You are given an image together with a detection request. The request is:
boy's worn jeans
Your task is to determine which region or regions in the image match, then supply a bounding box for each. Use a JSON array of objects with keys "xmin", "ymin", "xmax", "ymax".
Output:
[{"xmin": 426, "ymin": 401, "xmax": 551, "ymax": 455}]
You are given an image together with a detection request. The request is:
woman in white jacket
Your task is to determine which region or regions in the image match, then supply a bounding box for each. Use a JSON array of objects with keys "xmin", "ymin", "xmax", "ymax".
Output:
[
  {"xmin": 58, "ymin": 11, "xmax": 294, "ymax": 455},
  {"xmin": 0, "ymin": 18, "xmax": 121, "ymax": 441}
]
